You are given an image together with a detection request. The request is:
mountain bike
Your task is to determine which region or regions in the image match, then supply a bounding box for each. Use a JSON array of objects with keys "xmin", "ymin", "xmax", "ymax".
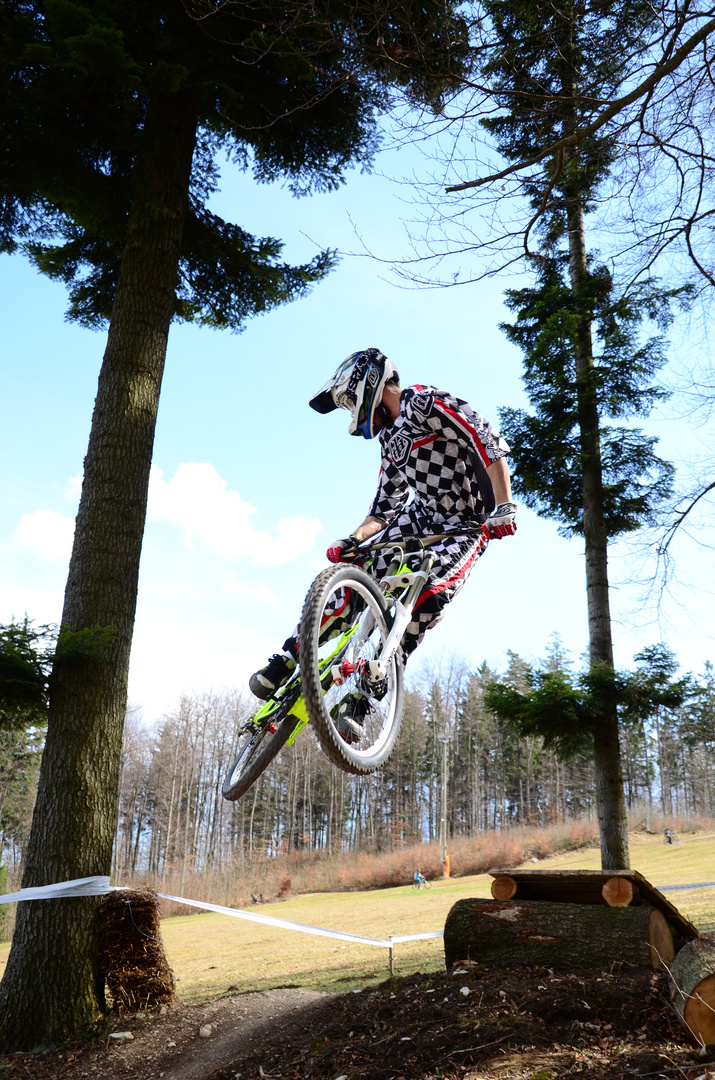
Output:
[{"xmin": 222, "ymin": 528, "xmax": 486, "ymax": 800}]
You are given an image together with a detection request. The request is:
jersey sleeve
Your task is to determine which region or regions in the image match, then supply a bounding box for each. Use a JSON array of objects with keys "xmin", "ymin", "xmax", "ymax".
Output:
[{"xmin": 420, "ymin": 389, "xmax": 510, "ymax": 464}]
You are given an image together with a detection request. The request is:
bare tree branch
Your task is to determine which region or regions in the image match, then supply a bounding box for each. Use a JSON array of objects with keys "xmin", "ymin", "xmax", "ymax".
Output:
[{"xmin": 445, "ymin": 13, "xmax": 715, "ymax": 194}]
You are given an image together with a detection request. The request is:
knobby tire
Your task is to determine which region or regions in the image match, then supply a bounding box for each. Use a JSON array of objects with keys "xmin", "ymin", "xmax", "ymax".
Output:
[
  {"xmin": 222, "ymin": 705, "xmax": 299, "ymax": 801},
  {"xmin": 299, "ymin": 563, "xmax": 404, "ymax": 775}
]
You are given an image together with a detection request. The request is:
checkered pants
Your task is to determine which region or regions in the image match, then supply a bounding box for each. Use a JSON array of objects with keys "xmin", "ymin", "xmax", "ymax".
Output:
[{"xmin": 287, "ymin": 514, "xmax": 487, "ymax": 662}]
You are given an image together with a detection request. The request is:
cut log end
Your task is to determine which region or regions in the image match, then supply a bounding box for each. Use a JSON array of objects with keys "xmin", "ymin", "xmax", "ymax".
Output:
[
  {"xmin": 602, "ymin": 876, "xmax": 639, "ymax": 908},
  {"xmin": 670, "ymin": 939, "xmax": 715, "ymax": 1046},
  {"xmin": 491, "ymin": 876, "xmax": 519, "ymax": 901},
  {"xmin": 648, "ymin": 909, "xmax": 675, "ymax": 970}
]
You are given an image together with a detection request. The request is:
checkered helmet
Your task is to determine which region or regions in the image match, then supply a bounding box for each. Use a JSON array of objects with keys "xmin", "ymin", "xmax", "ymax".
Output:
[{"xmin": 309, "ymin": 349, "xmax": 397, "ymax": 439}]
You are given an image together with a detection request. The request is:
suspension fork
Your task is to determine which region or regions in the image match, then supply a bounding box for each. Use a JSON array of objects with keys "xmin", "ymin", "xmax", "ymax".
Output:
[{"xmin": 368, "ymin": 551, "xmax": 436, "ymax": 679}]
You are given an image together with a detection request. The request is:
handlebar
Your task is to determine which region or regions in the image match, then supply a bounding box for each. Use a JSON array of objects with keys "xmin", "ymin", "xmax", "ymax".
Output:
[{"xmin": 344, "ymin": 525, "xmax": 489, "ymax": 560}]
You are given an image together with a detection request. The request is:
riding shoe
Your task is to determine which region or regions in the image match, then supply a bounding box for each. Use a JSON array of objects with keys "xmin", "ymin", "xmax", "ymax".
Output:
[
  {"xmin": 249, "ymin": 653, "xmax": 296, "ymax": 700},
  {"xmin": 331, "ymin": 692, "xmax": 372, "ymax": 744}
]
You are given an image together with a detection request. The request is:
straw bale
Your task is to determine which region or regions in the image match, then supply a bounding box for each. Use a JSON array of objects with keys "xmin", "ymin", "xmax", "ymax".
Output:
[{"xmin": 99, "ymin": 889, "xmax": 176, "ymax": 1014}]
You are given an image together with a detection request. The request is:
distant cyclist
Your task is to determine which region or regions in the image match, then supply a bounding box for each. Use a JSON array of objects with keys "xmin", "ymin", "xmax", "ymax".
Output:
[
  {"xmin": 414, "ymin": 870, "xmax": 426, "ymax": 889},
  {"xmin": 249, "ymin": 349, "xmax": 516, "ymax": 738},
  {"xmin": 664, "ymin": 827, "xmax": 675, "ymax": 844}
]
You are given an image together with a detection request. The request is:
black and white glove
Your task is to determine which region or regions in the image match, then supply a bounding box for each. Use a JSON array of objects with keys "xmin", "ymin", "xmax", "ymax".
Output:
[
  {"xmin": 484, "ymin": 502, "xmax": 517, "ymax": 539},
  {"xmin": 326, "ymin": 536, "xmax": 360, "ymax": 563}
]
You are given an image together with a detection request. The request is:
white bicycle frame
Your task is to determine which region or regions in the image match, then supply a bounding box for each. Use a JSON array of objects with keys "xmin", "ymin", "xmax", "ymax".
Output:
[
  {"xmin": 332, "ymin": 543, "xmax": 437, "ymax": 684},
  {"xmin": 331, "ymin": 528, "xmax": 483, "ymax": 686}
]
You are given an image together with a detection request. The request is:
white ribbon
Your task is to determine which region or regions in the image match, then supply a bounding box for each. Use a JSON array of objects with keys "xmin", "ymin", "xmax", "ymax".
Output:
[
  {"xmin": 0, "ymin": 877, "xmax": 443, "ymax": 949},
  {"xmin": 0, "ymin": 875, "xmax": 117, "ymax": 903},
  {"xmin": 157, "ymin": 892, "xmax": 443, "ymax": 948}
]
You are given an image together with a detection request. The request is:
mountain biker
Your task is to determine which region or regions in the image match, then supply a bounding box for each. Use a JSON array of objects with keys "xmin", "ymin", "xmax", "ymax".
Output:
[
  {"xmin": 249, "ymin": 348, "xmax": 516, "ymax": 734},
  {"xmin": 414, "ymin": 870, "xmax": 426, "ymax": 888}
]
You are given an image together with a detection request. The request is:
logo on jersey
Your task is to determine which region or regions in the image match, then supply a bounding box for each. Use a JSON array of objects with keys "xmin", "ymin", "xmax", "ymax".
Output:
[
  {"xmin": 410, "ymin": 390, "xmax": 434, "ymax": 422},
  {"xmin": 389, "ymin": 432, "xmax": 412, "ymax": 466}
]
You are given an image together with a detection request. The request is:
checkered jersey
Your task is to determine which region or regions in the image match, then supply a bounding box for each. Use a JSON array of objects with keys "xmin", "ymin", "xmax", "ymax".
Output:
[{"xmin": 368, "ymin": 385, "xmax": 510, "ymax": 528}]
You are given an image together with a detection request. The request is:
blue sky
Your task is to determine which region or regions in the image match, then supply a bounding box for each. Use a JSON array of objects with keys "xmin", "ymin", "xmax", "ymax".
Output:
[{"xmin": 2, "ymin": 137, "xmax": 714, "ymax": 723}]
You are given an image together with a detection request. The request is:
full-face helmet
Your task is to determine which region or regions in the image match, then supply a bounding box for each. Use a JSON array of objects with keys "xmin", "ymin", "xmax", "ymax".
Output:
[{"xmin": 309, "ymin": 348, "xmax": 398, "ymax": 439}]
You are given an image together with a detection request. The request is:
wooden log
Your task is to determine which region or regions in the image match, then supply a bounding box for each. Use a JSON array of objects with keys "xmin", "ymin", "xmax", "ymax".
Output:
[
  {"xmin": 649, "ymin": 908, "xmax": 676, "ymax": 970},
  {"xmin": 491, "ymin": 875, "xmax": 519, "ymax": 901},
  {"xmin": 487, "ymin": 869, "xmax": 699, "ymax": 942},
  {"xmin": 444, "ymin": 898, "xmax": 674, "ymax": 972},
  {"xmin": 602, "ymin": 876, "xmax": 640, "ymax": 908},
  {"xmin": 669, "ymin": 938, "xmax": 715, "ymax": 1046}
]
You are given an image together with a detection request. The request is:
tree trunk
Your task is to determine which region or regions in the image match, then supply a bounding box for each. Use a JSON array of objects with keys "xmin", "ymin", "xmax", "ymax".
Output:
[
  {"xmin": 564, "ymin": 151, "xmax": 630, "ymax": 871},
  {"xmin": 0, "ymin": 76, "xmax": 199, "ymax": 1050}
]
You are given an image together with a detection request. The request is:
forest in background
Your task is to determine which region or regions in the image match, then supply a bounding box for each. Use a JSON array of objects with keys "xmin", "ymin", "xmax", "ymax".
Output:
[{"xmin": 2, "ymin": 641, "xmax": 713, "ymax": 920}]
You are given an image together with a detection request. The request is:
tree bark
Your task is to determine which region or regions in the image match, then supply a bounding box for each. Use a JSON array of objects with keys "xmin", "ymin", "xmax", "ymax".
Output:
[
  {"xmin": 564, "ymin": 142, "xmax": 630, "ymax": 871},
  {"xmin": 0, "ymin": 72, "xmax": 199, "ymax": 1050},
  {"xmin": 444, "ymin": 898, "xmax": 673, "ymax": 971}
]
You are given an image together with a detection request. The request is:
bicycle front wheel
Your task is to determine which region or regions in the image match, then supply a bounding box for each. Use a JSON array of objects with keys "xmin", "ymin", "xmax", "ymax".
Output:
[
  {"xmin": 299, "ymin": 564, "xmax": 404, "ymax": 774},
  {"xmin": 222, "ymin": 704, "xmax": 299, "ymax": 801}
]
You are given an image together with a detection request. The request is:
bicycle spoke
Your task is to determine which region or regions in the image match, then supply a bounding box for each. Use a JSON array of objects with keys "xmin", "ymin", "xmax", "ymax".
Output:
[{"xmin": 300, "ymin": 564, "xmax": 404, "ymax": 774}]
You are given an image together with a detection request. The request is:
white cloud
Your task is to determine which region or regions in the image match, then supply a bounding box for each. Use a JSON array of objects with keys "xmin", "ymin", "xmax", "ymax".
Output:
[
  {"xmin": 64, "ymin": 475, "xmax": 83, "ymax": 502},
  {"xmin": 147, "ymin": 463, "xmax": 322, "ymax": 566},
  {"xmin": 14, "ymin": 509, "xmax": 75, "ymax": 562},
  {"xmin": 127, "ymin": 606, "xmax": 277, "ymax": 721},
  {"xmin": 223, "ymin": 572, "xmax": 278, "ymax": 608}
]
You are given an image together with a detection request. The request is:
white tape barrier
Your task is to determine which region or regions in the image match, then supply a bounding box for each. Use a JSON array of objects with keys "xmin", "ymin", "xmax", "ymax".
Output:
[
  {"xmin": 0, "ymin": 875, "xmax": 117, "ymax": 903},
  {"xmin": 157, "ymin": 891, "xmax": 443, "ymax": 948},
  {"xmin": 0, "ymin": 877, "xmax": 443, "ymax": 949},
  {"xmin": 658, "ymin": 881, "xmax": 715, "ymax": 892}
]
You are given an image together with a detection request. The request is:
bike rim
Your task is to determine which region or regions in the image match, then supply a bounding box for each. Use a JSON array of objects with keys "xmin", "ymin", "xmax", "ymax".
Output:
[
  {"xmin": 315, "ymin": 573, "xmax": 399, "ymax": 760},
  {"xmin": 226, "ymin": 724, "xmax": 264, "ymax": 787}
]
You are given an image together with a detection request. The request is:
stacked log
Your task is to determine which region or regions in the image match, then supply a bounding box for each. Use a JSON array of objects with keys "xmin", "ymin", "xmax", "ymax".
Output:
[
  {"xmin": 491, "ymin": 873, "xmax": 639, "ymax": 907},
  {"xmin": 444, "ymin": 898, "xmax": 675, "ymax": 972}
]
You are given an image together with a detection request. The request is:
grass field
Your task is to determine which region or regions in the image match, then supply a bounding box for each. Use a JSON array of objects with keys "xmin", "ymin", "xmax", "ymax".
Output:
[{"xmin": 1, "ymin": 831, "xmax": 713, "ymax": 1003}]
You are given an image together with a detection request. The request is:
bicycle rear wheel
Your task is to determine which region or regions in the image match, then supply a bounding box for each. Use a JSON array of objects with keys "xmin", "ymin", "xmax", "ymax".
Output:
[
  {"xmin": 299, "ymin": 564, "xmax": 404, "ymax": 774},
  {"xmin": 222, "ymin": 700, "xmax": 299, "ymax": 801}
]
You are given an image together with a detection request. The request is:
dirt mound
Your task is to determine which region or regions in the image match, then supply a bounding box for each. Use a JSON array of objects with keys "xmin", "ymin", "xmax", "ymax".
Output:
[{"xmin": 0, "ymin": 964, "xmax": 708, "ymax": 1080}]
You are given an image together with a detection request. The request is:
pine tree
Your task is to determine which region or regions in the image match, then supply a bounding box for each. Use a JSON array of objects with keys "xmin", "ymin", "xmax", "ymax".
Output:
[
  {"xmin": 479, "ymin": 0, "xmax": 686, "ymax": 868},
  {"xmin": 0, "ymin": 0, "xmax": 464, "ymax": 1048}
]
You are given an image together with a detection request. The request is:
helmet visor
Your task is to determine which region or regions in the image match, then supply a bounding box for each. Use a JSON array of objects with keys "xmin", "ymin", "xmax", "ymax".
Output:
[{"xmin": 309, "ymin": 353, "xmax": 363, "ymax": 414}]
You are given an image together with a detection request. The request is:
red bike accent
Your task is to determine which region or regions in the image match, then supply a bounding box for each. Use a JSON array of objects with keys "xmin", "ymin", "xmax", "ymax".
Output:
[{"xmin": 268, "ymin": 722, "xmax": 277, "ymax": 734}]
